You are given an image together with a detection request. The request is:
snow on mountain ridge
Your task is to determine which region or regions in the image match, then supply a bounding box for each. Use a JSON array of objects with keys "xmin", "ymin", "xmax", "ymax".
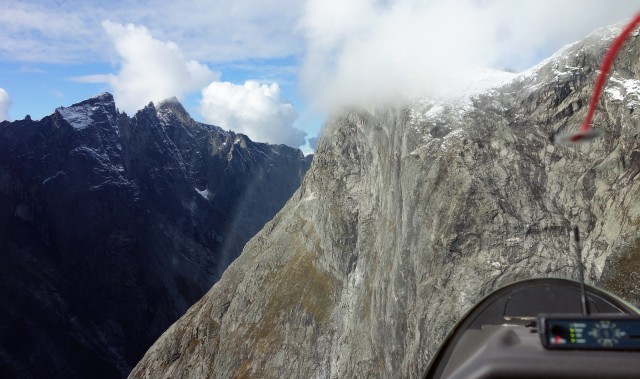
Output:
[
  {"xmin": 606, "ymin": 76, "xmax": 640, "ymax": 108},
  {"xmin": 56, "ymin": 92, "xmax": 116, "ymax": 130},
  {"xmin": 407, "ymin": 69, "xmax": 515, "ymax": 154},
  {"xmin": 57, "ymin": 103, "xmax": 100, "ymax": 130},
  {"xmin": 406, "ymin": 20, "xmax": 633, "ymax": 155},
  {"xmin": 513, "ymin": 21, "xmax": 630, "ymax": 95}
]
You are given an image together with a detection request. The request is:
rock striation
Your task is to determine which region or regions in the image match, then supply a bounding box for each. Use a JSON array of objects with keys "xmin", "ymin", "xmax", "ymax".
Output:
[
  {"xmin": 0, "ymin": 94, "xmax": 310, "ymax": 378},
  {"xmin": 131, "ymin": 23, "xmax": 640, "ymax": 379}
]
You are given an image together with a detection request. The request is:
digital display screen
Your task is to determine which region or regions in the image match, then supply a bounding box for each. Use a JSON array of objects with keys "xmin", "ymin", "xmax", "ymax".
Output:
[{"xmin": 541, "ymin": 317, "xmax": 640, "ymax": 350}]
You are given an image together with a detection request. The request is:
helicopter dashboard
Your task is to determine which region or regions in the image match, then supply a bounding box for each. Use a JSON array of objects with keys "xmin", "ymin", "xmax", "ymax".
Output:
[{"xmin": 423, "ymin": 279, "xmax": 640, "ymax": 379}]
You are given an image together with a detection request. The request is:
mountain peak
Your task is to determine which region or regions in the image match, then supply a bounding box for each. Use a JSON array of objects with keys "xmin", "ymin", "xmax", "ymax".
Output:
[
  {"xmin": 157, "ymin": 97, "xmax": 194, "ymax": 125},
  {"xmin": 76, "ymin": 92, "xmax": 115, "ymax": 107},
  {"xmin": 0, "ymin": 89, "xmax": 312, "ymax": 378},
  {"xmin": 158, "ymin": 96, "xmax": 180, "ymax": 106},
  {"xmin": 92, "ymin": 92, "xmax": 114, "ymax": 102},
  {"xmin": 55, "ymin": 92, "xmax": 116, "ymax": 130}
]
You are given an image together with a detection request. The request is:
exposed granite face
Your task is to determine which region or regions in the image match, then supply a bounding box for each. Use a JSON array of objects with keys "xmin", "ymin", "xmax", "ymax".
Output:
[
  {"xmin": 0, "ymin": 94, "xmax": 310, "ymax": 379},
  {"xmin": 131, "ymin": 24, "xmax": 640, "ymax": 379}
]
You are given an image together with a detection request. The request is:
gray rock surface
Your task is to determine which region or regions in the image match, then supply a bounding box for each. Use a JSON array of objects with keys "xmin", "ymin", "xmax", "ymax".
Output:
[{"xmin": 130, "ymin": 23, "xmax": 640, "ymax": 378}]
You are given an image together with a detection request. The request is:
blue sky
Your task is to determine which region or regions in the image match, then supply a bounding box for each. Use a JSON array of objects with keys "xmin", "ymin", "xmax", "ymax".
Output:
[{"xmin": 2, "ymin": 0, "xmax": 640, "ymax": 154}]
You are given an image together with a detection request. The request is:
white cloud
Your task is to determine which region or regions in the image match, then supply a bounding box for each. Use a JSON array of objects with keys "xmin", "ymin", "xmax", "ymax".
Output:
[
  {"xmin": 5, "ymin": 0, "xmax": 640, "ymax": 133},
  {"xmin": 88, "ymin": 21, "xmax": 218, "ymax": 113},
  {"xmin": 307, "ymin": 136, "xmax": 318, "ymax": 149},
  {"xmin": 299, "ymin": 0, "xmax": 640, "ymax": 111},
  {"xmin": 0, "ymin": 1, "xmax": 99, "ymax": 62},
  {"xmin": 3, "ymin": 0, "xmax": 639, "ymax": 69},
  {"xmin": 0, "ymin": 88, "xmax": 11, "ymax": 121},
  {"xmin": 152, "ymin": 0, "xmax": 304, "ymax": 62},
  {"xmin": 200, "ymin": 81, "xmax": 306, "ymax": 147},
  {"xmin": 0, "ymin": 0, "xmax": 303, "ymax": 64}
]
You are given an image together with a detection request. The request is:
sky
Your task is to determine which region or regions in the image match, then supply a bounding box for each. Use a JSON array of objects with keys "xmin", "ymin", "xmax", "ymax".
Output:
[{"xmin": 1, "ymin": 0, "xmax": 640, "ymax": 153}]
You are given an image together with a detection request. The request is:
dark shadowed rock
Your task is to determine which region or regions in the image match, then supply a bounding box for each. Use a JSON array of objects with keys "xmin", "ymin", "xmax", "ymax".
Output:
[{"xmin": 0, "ymin": 93, "xmax": 310, "ymax": 378}]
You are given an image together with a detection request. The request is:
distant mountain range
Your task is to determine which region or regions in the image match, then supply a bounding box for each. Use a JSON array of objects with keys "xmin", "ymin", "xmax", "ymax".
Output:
[{"xmin": 0, "ymin": 93, "xmax": 311, "ymax": 378}]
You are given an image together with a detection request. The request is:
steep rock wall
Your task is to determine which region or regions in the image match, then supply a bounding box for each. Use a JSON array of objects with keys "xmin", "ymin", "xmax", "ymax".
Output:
[{"xmin": 131, "ymin": 24, "xmax": 640, "ymax": 378}]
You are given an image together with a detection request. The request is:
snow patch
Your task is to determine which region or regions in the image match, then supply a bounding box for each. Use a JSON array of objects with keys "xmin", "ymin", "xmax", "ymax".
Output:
[
  {"xmin": 56, "ymin": 93, "xmax": 116, "ymax": 131},
  {"xmin": 427, "ymin": 69, "xmax": 516, "ymax": 103},
  {"xmin": 605, "ymin": 87, "xmax": 624, "ymax": 102},
  {"xmin": 439, "ymin": 129, "xmax": 465, "ymax": 152},
  {"xmin": 606, "ymin": 76, "xmax": 640, "ymax": 107},
  {"xmin": 411, "ymin": 69, "xmax": 514, "ymax": 123},
  {"xmin": 57, "ymin": 104, "xmax": 97, "ymax": 130},
  {"xmin": 410, "ymin": 99, "xmax": 468, "ymax": 127},
  {"xmin": 465, "ymin": 69, "xmax": 517, "ymax": 95},
  {"xmin": 195, "ymin": 187, "xmax": 210, "ymax": 199},
  {"xmin": 408, "ymin": 97, "xmax": 470, "ymax": 153},
  {"xmin": 157, "ymin": 107, "xmax": 171, "ymax": 123},
  {"xmin": 420, "ymin": 104, "xmax": 446, "ymax": 123},
  {"xmin": 301, "ymin": 191, "xmax": 317, "ymax": 202}
]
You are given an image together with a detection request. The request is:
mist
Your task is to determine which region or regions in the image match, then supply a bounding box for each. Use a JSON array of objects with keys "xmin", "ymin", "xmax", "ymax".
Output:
[{"xmin": 298, "ymin": 0, "xmax": 640, "ymax": 112}]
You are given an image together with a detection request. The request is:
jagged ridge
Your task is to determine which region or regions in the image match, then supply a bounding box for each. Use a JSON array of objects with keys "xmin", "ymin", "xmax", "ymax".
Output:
[{"xmin": 0, "ymin": 94, "xmax": 311, "ymax": 378}]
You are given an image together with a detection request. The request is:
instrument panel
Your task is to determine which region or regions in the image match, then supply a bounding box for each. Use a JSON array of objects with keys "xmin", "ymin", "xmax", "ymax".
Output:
[{"xmin": 541, "ymin": 316, "xmax": 640, "ymax": 350}]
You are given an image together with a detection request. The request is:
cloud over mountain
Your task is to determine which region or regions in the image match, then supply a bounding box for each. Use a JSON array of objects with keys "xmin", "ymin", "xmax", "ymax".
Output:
[
  {"xmin": 0, "ymin": 88, "xmax": 11, "ymax": 121},
  {"xmin": 200, "ymin": 81, "xmax": 306, "ymax": 147},
  {"xmin": 298, "ymin": 0, "xmax": 640, "ymax": 111},
  {"xmin": 75, "ymin": 21, "xmax": 218, "ymax": 114}
]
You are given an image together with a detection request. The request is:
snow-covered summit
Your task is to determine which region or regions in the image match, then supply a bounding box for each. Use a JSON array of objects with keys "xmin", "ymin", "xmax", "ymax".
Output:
[
  {"xmin": 511, "ymin": 20, "xmax": 629, "ymax": 95},
  {"xmin": 407, "ymin": 19, "xmax": 637, "ymax": 153},
  {"xmin": 55, "ymin": 92, "xmax": 115, "ymax": 130}
]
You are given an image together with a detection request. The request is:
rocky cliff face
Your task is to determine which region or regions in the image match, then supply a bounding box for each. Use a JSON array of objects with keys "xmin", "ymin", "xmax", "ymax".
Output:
[
  {"xmin": 0, "ymin": 94, "xmax": 310, "ymax": 379},
  {"xmin": 131, "ymin": 24, "xmax": 640, "ymax": 378}
]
